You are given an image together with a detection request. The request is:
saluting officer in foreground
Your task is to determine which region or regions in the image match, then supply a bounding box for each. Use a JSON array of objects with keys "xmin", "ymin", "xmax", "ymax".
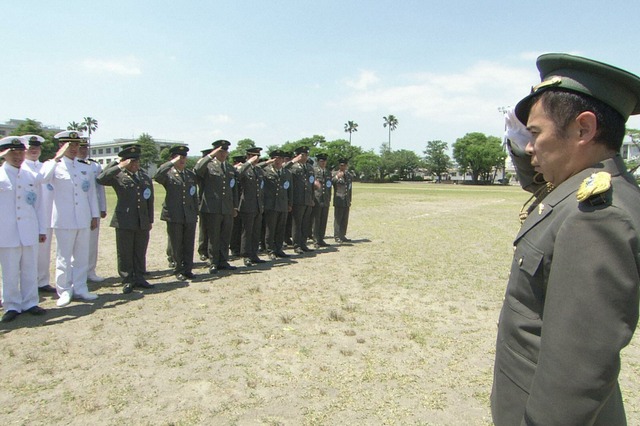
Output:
[
  {"xmin": 40, "ymin": 131, "xmax": 100, "ymax": 307},
  {"xmin": 97, "ymin": 144, "xmax": 154, "ymax": 294},
  {"xmin": 194, "ymin": 140, "xmax": 238, "ymax": 274},
  {"xmin": 0, "ymin": 137, "xmax": 47, "ymax": 322},
  {"xmin": 154, "ymin": 145, "xmax": 198, "ymax": 281},
  {"xmin": 492, "ymin": 53, "xmax": 640, "ymax": 426}
]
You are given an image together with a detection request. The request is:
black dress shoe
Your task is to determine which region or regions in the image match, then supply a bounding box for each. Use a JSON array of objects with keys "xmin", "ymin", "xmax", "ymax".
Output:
[
  {"xmin": 301, "ymin": 246, "xmax": 314, "ymax": 252},
  {"xmin": 250, "ymin": 257, "xmax": 267, "ymax": 264},
  {"xmin": 1, "ymin": 310, "xmax": 20, "ymax": 323},
  {"xmin": 209, "ymin": 266, "xmax": 218, "ymax": 274},
  {"xmin": 342, "ymin": 237, "xmax": 352, "ymax": 242},
  {"xmin": 135, "ymin": 280, "xmax": 154, "ymax": 289},
  {"xmin": 176, "ymin": 273, "xmax": 187, "ymax": 281},
  {"xmin": 318, "ymin": 241, "xmax": 330, "ymax": 247},
  {"xmin": 218, "ymin": 263, "xmax": 237, "ymax": 271},
  {"xmin": 25, "ymin": 306, "xmax": 46, "ymax": 316},
  {"xmin": 243, "ymin": 258, "xmax": 253, "ymax": 267},
  {"xmin": 275, "ymin": 251, "xmax": 290, "ymax": 258},
  {"xmin": 199, "ymin": 254, "xmax": 208, "ymax": 261},
  {"xmin": 38, "ymin": 284, "xmax": 57, "ymax": 293},
  {"xmin": 184, "ymin": 272, "xmax": 197, "ymax": 279},
  {"xmin": 122, "ymin": 283, "xmax": 134, "ymax": 294},
  {"xmin": 168, "ymin": 261, "xmax": 176, "ymax": 268}
]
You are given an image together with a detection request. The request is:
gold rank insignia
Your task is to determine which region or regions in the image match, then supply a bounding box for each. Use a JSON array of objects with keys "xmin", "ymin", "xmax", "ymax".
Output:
[{"xmin": 577, "ymin": 172, "xmax": 611, "ymax": 202}]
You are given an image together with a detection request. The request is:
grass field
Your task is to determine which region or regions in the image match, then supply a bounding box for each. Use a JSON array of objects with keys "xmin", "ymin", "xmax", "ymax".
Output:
[{"xmin": 1, "ymin": 182, "xmax": 638, "ymax": 425}]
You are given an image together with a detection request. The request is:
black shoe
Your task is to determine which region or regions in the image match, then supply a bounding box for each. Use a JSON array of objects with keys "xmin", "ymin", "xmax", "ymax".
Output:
[
  {"xmin": 25, "ymin": 306, "xmax": 46, "ymax": 316},
  {"xmin": 183, "ymin": 272, "xmax": 197, "ymax": 279},
  {"xmin": 318, "ymin": 241, "xmax": 330, "ymax": 247},
  {"xmin": 301, "ymin": 246, "xmax": 314, "ymax": 252},
  {"xmin": 250, "ymin": 257, "xmax": 267, "ymax": 264},
  {"xmin": 284, "ymin": 239, "xmax": 293, "ymax": 245},
  {"xmin": 342, "ymin": 237, "xmax": 352, "ymax": 242},
  {"xmin": 275, "ymin": 251, "xmax": 290, "ymax": 258},
  {"xmin": 38, "ymin": 284, "xmax": 57, "ymax": 293},
  {"xmin": 243, "ymin": 258, "xmax": 253, "ymax": 267},
  {"xmin": 294, "ymin": 247, "xmax": 304, "ymax": 254},
  {"xmin": 217, "ymin": 263, "xmax": 237, "ymax": 271},
  {"xmin": 122, "ymin": 283, "xmax": 134, "ymax": 294},
  {"xmin": 199, "ymin": 254, "xmax": 208, "ymax": 261},
  {"xmin": 268, "ymin": 252, "xmax": 277, "ymax": 261},
  {"xmin": 135, "ymin": 280, "xmax": 154, "ymax": 289},
  {"xmin": 209, "ymin": 266, "xmax": 218, "ymax": 274},
  {"xmin": 176, "ymin": 273, "xmax": 187, "ymax": 281},
  {"xmin": 168, "ymin": 261, "xmax": 176, "ymax": 268},
  {"xmin": 1, "ymin": 310, "xmax": 20, "ymax": 322}
]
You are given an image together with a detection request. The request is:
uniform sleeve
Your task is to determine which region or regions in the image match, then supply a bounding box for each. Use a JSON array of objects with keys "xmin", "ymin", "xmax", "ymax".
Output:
[
  {"xmin": 96, "ymin": 162, "xmax": 122, "ymax": 186},
  {"xmin": 38, "ymin": 160, "xmax": 58, "ymax": 184},
  {"xmin": 153, "ymin": 161, "xmax": 173, "ymax": 185},
  {"xmin": 194, "ymin": 155, "xmax": 211, "ymax": 178},
  {"xmin": 522, "ymin": 207, "xmax": 640, "ymax": 425},
  {"xmin": 93, "ymin": 163, "xmax": 107, "ymax": 212}
]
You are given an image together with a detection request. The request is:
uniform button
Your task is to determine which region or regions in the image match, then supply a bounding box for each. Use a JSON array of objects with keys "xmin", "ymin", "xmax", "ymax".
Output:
[
  {"xmin": 17, "ymin": 196, "xmax": 21, "ymax": 199},
  {"xmin": 518, "ymin": 258, "xmax": 523, "ymax": 266},
  {"xmin": 17, "ymin": 206, "xmax": 21, "ymax": 209},
  {"xmin": 17, "ymin": 217, "xmax": 20, "ymax": 220},
  {"xmin": 513, "ymin": 246, "xmax": 517, "ymax": 252}
]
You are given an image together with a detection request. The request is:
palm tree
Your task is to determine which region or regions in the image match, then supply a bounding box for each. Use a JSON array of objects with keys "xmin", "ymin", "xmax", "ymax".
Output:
[
  {"xmin": 383, "ymin": 115, "xmax": 398, "ymax": 150},
  {"xmin": 81, "ymin": 116, "xmax": 98, "ymax": 142},
  {"xmin": 67, "ymin": 121, "xmax": 83, "ymax": 131},
  {"xmin": 344, "ymin": 121, "xmax": 358, "ymax": 144}
]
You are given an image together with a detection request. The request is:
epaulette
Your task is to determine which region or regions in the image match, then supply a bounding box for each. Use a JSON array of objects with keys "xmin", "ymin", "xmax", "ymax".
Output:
[
  {"xmin": 87, "ymin": 158, "xmax": 98, "ymax": 163},
  {"xmin": 577, "ymin": 172, "xmax": 612, "ymax": 206},
  {"xmin": 77, "ymin": 159, "xmax": 89, "ymax": 165}
]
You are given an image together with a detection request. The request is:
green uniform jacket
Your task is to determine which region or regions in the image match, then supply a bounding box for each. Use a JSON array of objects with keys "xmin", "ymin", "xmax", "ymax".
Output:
[
  {"xmin": 262, "ymin": 164, "xmax": 292, "ymax": 213},
  {"xmin": 491, "ymin": 155, "xmax": 640, "ymax": 426},
  {"xmin": 332, "ymin": 170, "xmax": 352, "ymax": 208},
  {"xmin": 194, "ymin": 155, "xmax": 237, "ymax": 215},
  {"xmin": 285, "ymin": 161, "xmax": 314, "ymax": 206},
  {"xmin": 313, "ymin": 166, "xmax": 332, "ymax": 207},
  {"xmin": 96, "ymin": 161, "xmax": 154, "ymax": 231},
  {"xmin": 153, "ymin": 161, "xmax": 198, "ymax": 223},
  {"xmin": 237, "ymin": 162, "xmax": 265, "ymax": 214}
]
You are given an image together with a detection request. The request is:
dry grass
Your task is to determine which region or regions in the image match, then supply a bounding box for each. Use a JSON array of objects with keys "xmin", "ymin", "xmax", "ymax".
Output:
[{"xmin": 0, "ymin": 182, "xmax": 637, "ymax": 425}]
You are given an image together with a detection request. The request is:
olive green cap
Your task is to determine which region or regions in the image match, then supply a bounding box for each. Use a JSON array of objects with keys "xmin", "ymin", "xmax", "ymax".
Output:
[{"xmin": 515, "ymin": 53, "xmax": 640, "ymax": 124}]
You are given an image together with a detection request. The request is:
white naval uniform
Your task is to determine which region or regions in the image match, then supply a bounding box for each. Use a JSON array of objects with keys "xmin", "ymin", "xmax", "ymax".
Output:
[
  {"xmin": 0, "ymin": 162, "xmax": 46, "ymax": 312},
  {"xmin": 21, "ymin": 159, "xmax": 55, "ymax": 288},
  {"xmin": 82, "ymin": 159, "xmax": 106, "ymax": 278},
  {"xmin": 40, "ymin": 156, "xmax": 100, "ymax": 297}
]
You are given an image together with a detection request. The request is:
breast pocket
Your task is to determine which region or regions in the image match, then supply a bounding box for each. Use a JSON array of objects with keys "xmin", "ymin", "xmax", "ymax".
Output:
[{"xmin": 506, "ymin": 238, "xmax": 545, "ymax": 320}]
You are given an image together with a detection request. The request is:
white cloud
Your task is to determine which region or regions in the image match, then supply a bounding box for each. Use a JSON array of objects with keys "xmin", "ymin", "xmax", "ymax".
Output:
[
  {"xmin": 345, "ymin": 70, "xmax": 380, "ymax": 90},
  {"xmin": 81, "ymin": 56, "xmax": 142, "ymax": 75}
]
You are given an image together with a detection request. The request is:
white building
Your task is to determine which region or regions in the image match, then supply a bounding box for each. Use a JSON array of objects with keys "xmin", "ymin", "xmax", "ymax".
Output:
[{"xmin": 90, "ymin": 138, "xmax": 182, "ymax": 175}]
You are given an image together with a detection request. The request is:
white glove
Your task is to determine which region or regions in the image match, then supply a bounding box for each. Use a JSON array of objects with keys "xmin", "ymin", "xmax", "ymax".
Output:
[{"xmin": 504, "ymin": 108, "xmax": 531, "ymax": 157}]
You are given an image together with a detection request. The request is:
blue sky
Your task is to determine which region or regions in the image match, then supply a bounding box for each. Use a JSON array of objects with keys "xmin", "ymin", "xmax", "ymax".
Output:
[{"xmin": 3, "ymin": 0, "xmax": 640, "ymax": 155}]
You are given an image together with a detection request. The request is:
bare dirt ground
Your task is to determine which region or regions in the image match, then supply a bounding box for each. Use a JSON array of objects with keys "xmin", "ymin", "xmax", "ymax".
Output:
[{"xmin": 1, "ymin": 183, "xmax": 638, "ymax": 425}]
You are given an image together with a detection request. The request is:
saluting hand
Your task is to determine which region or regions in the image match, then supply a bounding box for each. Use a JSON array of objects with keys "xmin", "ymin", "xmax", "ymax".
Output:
[
  {"xmin": 54, "ymin": 142, "xmax": 69, "ymax": 161},
  {"xmin": 0, "ymin": 148, "xmax": 10, "ymax": 159}
]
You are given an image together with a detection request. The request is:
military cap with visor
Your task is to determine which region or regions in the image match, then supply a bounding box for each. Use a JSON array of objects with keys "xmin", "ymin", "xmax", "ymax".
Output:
[
  {"xmin": 21, "ymin": 134, "xmax": 45, "ymax": 146},
  {"xmin": 0, "ymin": 136, "xmax": 26, "ymax": 151},
  {"xmin": 169, "ymin": 145, "xmax": 189, "ymax": 156},
  {"xmin": 212, "ymin": 139, "xmax": 231, "ymax": 149},
  {"xmin": 515, "ymin": 53, "xmax": 640, "ymax": 124},
  {"xmin": 294, "ymin": 146, "xmax": 310, "ymax": 155},
  {"xmin": 316, "ymin": 153, "xmax": 328, "ymax": 161},
  {"xmin": 54, "ymin": 130, "xmax": 86, "ymax": 144},
  {"xmin": 118, "ymin": 144, "xmax": 142, "ymax": 159},
  {"xmin": 246, "ymin": 146, "xmax": 262, "ymax": 156}
]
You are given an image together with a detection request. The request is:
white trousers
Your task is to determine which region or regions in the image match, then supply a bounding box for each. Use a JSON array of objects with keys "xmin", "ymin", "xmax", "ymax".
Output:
[
  {"xmin": 54, "ymin": 228, "xmax": 90, "ymax": 296},
  {"xmin": 87, "ymin": 219, "xmax": 100, "ymax": 277},
  {"xmin": 0, "ymin": 245, "xmax": 39, "ymax": 312},
  {"xmin": 37, "ymin": 228, "xmax": 53, "ymax": 288}
]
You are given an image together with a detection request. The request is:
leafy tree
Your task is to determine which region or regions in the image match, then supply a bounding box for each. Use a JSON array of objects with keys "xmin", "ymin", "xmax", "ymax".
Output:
[
  {"xmin": 344, "ymin": 120, "xmax": 358, "ymax": 144},
  {"xmin": 352, "ymin": 152, "xmax": 382, "ymax": 181},
  {"xmin": 625, "ymin": 128, "xmax": 640, "ymax": 174},
  {"xmin": 383, "ymin": 115, "xmax": 398, "ymax": 150},
  {"xmin": 67, "ymin": 121, "xmax": 83, "ymax": 131},
  {"xmin": 81, "ymin": 116, "xmax": 98, "ymax": 141},
  {"xmin": 137, "ymin": 133, "xmax": 159, "ymax": 169},
  {"xmin": 452, "ymin": 132, "xmax": 506, "ymax": 183},
  {"xmin": 314, "ymin": 138, "xmax": 363, "ymax": 170},
  {"xmin": 382, "ymin": 149, "xmax": 422, "ymax": 180},
  {"xmin": 9, "ymin": 118, "xmax": 57, "ymax": 161},
  {"xmin": 423, "ymin": 140, "xmax": 452, "ymax": 182},
  {"xmin": 229, "ymin": 138, "xmax": 257, "ymax": 159}
]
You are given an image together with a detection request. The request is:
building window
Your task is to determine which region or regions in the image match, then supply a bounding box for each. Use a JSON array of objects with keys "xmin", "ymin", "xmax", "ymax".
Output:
[
  {"xmin": 106, "ymin": 148, "xmax": 111, "ymax": 154},
  {"xmin": 92, "ymin": 149, "xmax": 97, "ymax": 156},
  {"xmin": 114, "ymin": 147, "xmax": 120, "ymax": 153},
  {"xmin": 98, "ymin": 149, "xmax": 103, "ymax": 154}
]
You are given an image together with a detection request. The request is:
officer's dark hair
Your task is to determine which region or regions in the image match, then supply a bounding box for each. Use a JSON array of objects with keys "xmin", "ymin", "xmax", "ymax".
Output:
[{"xmin": 536, "ymin": 90, "xmax": 626, "ymax": 151}]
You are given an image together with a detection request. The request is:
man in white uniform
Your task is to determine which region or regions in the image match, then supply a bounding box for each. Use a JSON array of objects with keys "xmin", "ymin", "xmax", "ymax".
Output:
[
  {"xmin": 77, "ymin": 139, "xmax": 107, "ymax": 282},
  {"xmin": 20, "ymin": 134, "xmax": 57, "ymax": 294},
  {"xmin": 0, "ymin": 137, "xmax": 47, "ymax": 322},
  {"xmin": 39, "ymin": 131, "xmax": 100, "ymax": 307}
]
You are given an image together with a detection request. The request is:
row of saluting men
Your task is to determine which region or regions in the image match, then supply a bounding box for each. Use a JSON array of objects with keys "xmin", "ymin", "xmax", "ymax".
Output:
[{"xmin": 0, "ymin": 132, "xmax": 353, "ymax": 323}]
